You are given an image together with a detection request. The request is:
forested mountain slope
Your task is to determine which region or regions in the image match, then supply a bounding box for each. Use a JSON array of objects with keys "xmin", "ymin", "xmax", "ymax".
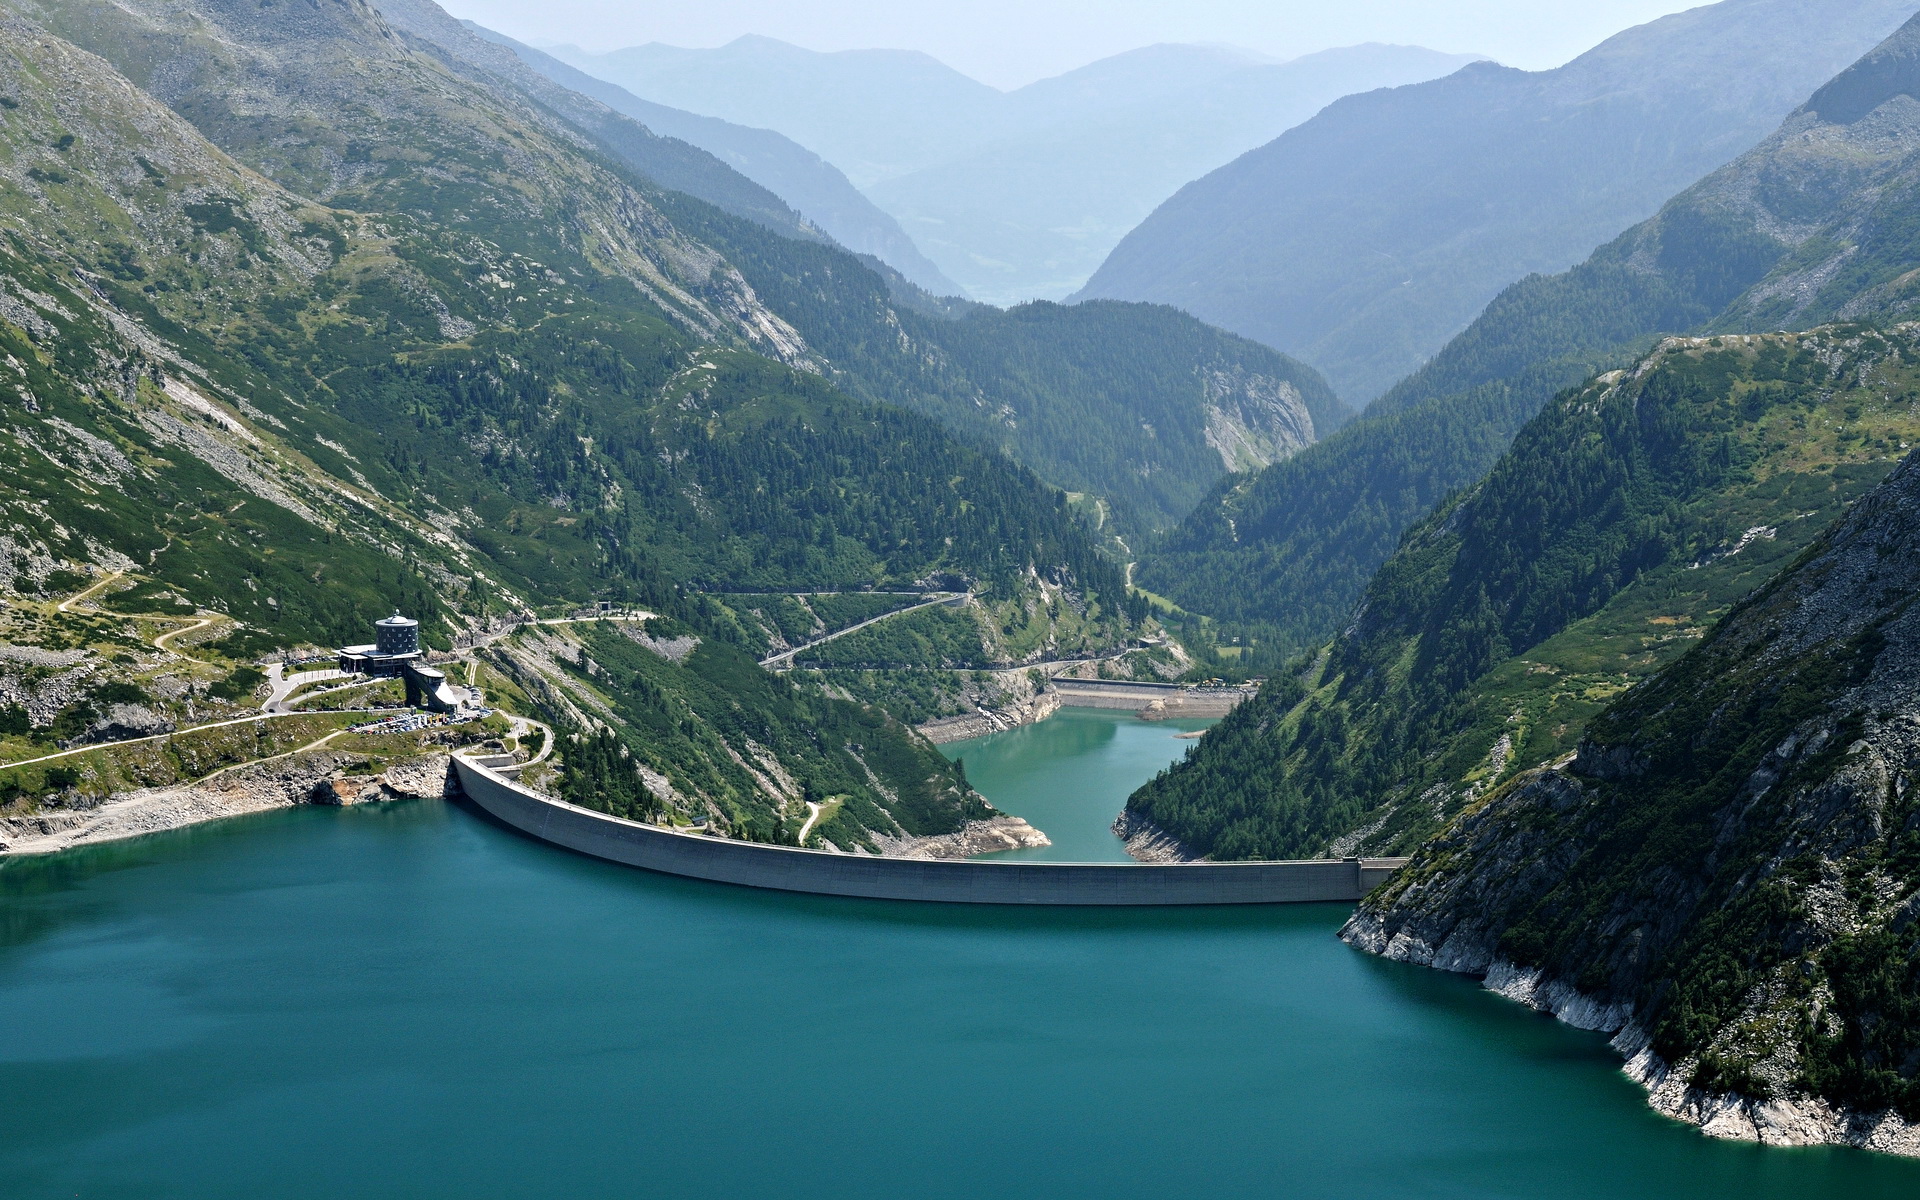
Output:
[
  {"xmin": 1077, "ymin": 0, "xmax": 1915, "ymax": 404},
  {"xmin": 1128, "ymin": 328, "xmax": 1920, "ymax": 861},
  {"xmin": 1141, "ymin": 7, "xmax": 1920, "ymax": 664},
  {"xmin": 1345, "ymin": 435, "xmax": 1920, "ymax": 1155},
  {"xmin": 27, "ymin": 0, "xmax": 1325, "ymax": 543},
  {"xmin": 296, "ymin": 0, "xmax": 1342, "ymax": 536},
  {"xmin": 653, "ymin": 196, "xmax": 1347, "ymax": 534},
  {"xmin": 0, "ymin": 2, "xmax": 1137, "ymax": 843}
]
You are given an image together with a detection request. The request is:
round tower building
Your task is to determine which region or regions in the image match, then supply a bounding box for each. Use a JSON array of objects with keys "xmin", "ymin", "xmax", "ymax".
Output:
[{"xmin": 375, "ymin": 611, "xmax": 420, "ymax": 658}]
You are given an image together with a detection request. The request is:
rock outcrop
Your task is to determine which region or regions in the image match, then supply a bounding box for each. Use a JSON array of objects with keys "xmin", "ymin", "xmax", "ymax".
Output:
[
  {"xmin": 1, "ymin": 752, "xmax": 453, "ymax": 854},
  {"xmin": 917, "ymin": 690, "xmax": 1061, "ymax": 744},
  {"xmin": 1345, "ymin": 447, "xmax": 1920, "ymax": 1155},
  {"xmin": 1111, "ymin": 808, "xmax": 1201, "ymax": 863},
  {"xmin": 311, "ymin": 754, "xmax": 452, "ymax": 805},
  {"xmin": 874, "ymin": 815, "xmax": 1051, "ymax": 859}
]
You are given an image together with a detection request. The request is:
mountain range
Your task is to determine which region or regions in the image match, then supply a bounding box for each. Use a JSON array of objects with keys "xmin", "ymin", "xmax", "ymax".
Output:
[
  {"xmin": 1139, "ymin": 0, "xmax": 1920, "ymax": 668},
  {"xmin": 545, "ymin": 37, "xmax": 1478, "ymax": 305},
  {"xmin": 0, "ymin": 0, "xmax": 1308, "ymax": 845},
  {"xmin": 1077, "ymin": 0, "xmax": 1919, "ymax": 403},
  {"xmin": 11, "ymin": 0, "xmax": 1920, "ymax": 1147},
  {"xmin": 1138, "ymin": 6, "xmax": 1920, "ymax": 857},
  {"xmin": 1126, "ymin": 7, "xmax": 1920, "ymax": 1143},
  {"xmin": 453, "ymin": 20, "xmax": 963, "ymax": 297}
]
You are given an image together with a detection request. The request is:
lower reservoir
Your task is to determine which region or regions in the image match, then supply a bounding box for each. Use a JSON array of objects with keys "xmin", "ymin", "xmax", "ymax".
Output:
[
  {"xmin": 939, "ymin": 707, "xmax": 1213, "ymax": 861},
  {"xmin": 3, "ymin": 738, "xmax": 1918, "ymax": 1196}
]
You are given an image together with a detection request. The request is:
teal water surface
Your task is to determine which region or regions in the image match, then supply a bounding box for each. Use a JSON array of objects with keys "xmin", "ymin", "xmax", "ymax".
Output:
[
  {"xmin": 4, "ymin": 787, "xmax": 1920, "ymax": 1194},
  {"xmin": 941, "ymin": 706, "xmax": 1214, "ymax": 860}
]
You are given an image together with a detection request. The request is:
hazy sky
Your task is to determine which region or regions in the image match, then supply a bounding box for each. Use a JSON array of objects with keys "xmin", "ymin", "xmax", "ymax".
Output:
[{"xmin": 440, "ymin": 0, "xmax": 1710, "ymax": 88}]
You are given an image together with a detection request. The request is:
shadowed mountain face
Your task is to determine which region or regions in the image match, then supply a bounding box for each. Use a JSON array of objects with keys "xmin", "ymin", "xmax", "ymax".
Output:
[
  {"xmin": 1076, "ymin": 0, "xmax": 1918, "ymax": 404},
  {"xmin": 1139, "ymin": 5, "xmax": 1920, "ymax": 670},
  {"xmin": 547, "ymin": 37, "xmax": 1477, "ymax": 305}
]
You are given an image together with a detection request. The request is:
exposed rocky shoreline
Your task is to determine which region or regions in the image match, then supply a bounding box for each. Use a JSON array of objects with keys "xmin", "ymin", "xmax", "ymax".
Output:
[
  {"xmin": 917, "ymin": 691, "xmax": 1062, "ymax": 744},
  {"xmin": 1111, "ymin": 808, "xmax": 1201, "ymax": 862},
  {"xmin": 872, "ymin": 814, "xmax": 1052, "ymax": 859},
  {"xmin": 1340, "ymin": 909, "xmax": 1920, "ymax": 1158},
  {"xmin": 0, "ymin": 752, "xmax": 452, "ymax": 855}
]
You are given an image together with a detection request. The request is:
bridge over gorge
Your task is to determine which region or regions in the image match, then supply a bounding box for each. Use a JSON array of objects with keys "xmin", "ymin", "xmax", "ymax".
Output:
[{"xmin": 451, "ymin": 752, "xmax": 1406, "ymax": 906}]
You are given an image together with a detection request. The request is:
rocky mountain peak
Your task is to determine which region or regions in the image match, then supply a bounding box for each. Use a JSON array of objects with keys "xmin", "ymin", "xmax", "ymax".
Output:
[{"xmin": 1805, "ymin": 9, "xmax": 1920, "ymax": 123}]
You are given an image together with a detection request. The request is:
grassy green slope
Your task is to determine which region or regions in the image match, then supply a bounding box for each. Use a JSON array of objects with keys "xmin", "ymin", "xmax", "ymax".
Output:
[{"xmin": 1128, "ymin": 328, "xmax": 1920, "ymax": 859}]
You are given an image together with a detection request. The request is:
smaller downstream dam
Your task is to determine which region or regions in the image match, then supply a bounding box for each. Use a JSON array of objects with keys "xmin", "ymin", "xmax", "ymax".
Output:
[
  {"xmin": 452, "ymin": 753, "xmax": 1405, "ymax": 905},
  {"xmin": 1047, "ymin": 678, "xmax": 1256, "ymax": 719}
]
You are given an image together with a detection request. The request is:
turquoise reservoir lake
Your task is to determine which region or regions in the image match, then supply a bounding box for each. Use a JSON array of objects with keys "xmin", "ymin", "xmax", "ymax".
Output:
[
  {"xmin": 3, "ymin": 710, "xmax": 1918, "ymax": 1197},
  {"xmin": 940, "ymin": 706, "xmax": 1216, "ymax": 860}
]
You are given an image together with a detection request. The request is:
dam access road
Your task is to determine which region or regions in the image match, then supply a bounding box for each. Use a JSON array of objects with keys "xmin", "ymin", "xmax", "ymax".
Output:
[{"xmin": 452, "ymin": 752, "xmax": 1406, "ymax": 905}]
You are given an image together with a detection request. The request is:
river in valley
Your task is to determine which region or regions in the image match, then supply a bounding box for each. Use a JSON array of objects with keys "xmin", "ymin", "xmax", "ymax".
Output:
[{"xmin": 3, "ymin": 709, "xmax": 1918, "ymax": 1198}]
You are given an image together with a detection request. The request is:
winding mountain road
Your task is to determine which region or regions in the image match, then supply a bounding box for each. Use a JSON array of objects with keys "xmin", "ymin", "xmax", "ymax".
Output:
[
  {"xmin": 0, "ymin": 711, "xmax": 328, "ymax": 773},
  {"xmin": 56, "ymin": 571, "xmax": 123, "ymax": 614},
  {"xmin": 759, "ymin": 593, "xmax": 964, "ymax": 669}
]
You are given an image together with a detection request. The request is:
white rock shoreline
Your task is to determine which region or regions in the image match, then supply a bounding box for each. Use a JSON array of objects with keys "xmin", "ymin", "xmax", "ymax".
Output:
[
  {"xmin": 872, "ymin": 814, "xmax": 1051, "ymax": 859},
  {"xmin": 916, "ymin": 691, "xmax": 1062, "ymax": 744},
  {"xmin": 1340, "ymin": 909, "xmax": 1920, "ymax": 1158},
  {"xmin": 1110, "ymin": 808, "xmax": 1201, "ymax": 862},
  {"xmin": 0, "ymin": 752, "xmax": 452, "ymax": 856}
]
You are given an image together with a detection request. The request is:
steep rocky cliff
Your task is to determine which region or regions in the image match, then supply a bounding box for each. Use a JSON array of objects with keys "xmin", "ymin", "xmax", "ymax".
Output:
[
  {"xmin": 1126, "ymin": 326, "xmax": 1920, "ymax": 861},
  {"xmin": 1344, "ymin": 446, "xmax": 1920, "ymax": 1155}
]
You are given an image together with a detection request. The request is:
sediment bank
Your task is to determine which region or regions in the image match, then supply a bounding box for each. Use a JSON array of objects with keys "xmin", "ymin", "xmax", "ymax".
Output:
[{"xmin": 874, "ymin": 814, "xmax": 1052, "ymax": 858}]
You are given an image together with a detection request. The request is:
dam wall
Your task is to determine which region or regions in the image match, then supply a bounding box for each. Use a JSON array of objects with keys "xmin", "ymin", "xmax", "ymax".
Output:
[
  {"xmin": 451, "ymin": 754, "xmax": 1405, "ymax": 906},
  {"xmin": 1046, "ymin": 679, "xmax": 1254, "ymax": 718}
]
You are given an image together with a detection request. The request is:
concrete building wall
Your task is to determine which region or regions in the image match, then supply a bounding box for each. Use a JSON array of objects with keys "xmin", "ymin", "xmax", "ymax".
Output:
[{"xmin": 451, "ymin": 755, "xmax": 1404, "ymax": 906}]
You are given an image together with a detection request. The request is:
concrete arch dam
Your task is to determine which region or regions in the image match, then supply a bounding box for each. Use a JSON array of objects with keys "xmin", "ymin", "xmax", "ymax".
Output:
[{"xmin": 451, "ymin": 755, "xmax": 1407, "ymax": 906}]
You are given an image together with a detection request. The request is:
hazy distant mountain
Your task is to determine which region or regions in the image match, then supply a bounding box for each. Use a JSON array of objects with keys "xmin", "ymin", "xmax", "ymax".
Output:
[
  {"xmin": 1140, "ymin": 4, "xmax": 1920, "ymax": 669},
  {"xmin": 1076, "ymin": 0, "xmax": 1919, "ymax": 403},
  {"xmin": 548, "ymin": 35, "xmax": 1005, "ymax": 186},
  {"xmin": 549, "ymin": 37, "xmax": 1476, "ymax": 304},
  {"xmin": 460, "ymin": 25, "xmax": 963, "ymax": 296},
  {"xmin": 866, "ymin": 44, "xmax": 1481, "ymax": 305}
]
